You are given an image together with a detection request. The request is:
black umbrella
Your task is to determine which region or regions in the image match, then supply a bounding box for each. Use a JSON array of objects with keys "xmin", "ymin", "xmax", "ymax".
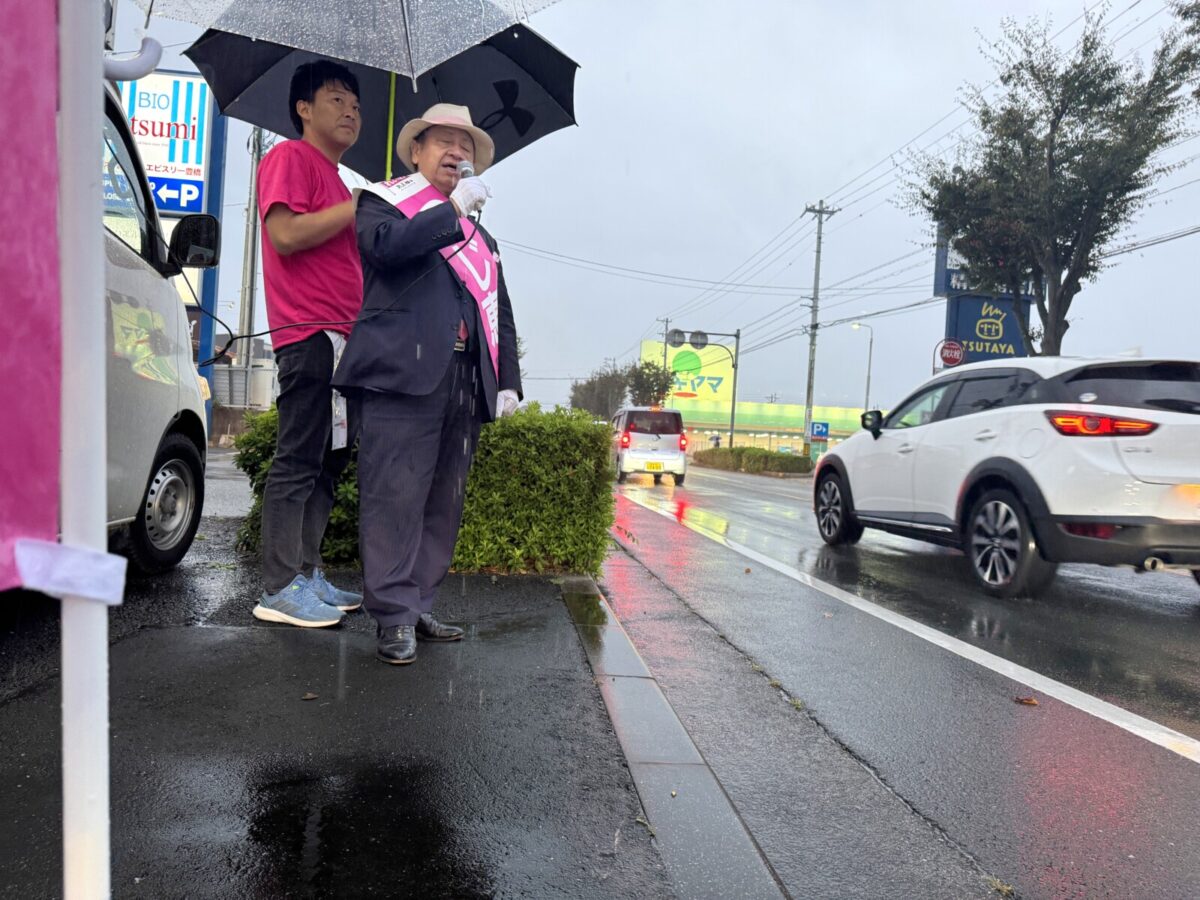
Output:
[{"xmin": 185, "ymin": 24, "xmax": 577, "ymax": 182}]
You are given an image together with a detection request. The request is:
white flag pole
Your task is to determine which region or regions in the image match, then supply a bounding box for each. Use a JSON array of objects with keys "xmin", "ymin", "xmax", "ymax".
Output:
[{"xmin": 59, "ymin": 1, "xmax": 111, "ymax": 895}]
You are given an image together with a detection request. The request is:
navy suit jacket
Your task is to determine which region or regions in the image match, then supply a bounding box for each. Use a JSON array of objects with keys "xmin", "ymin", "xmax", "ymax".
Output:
[{"xmin": 332, "ymin": 193, "xmax": 522, "ymax": 422}]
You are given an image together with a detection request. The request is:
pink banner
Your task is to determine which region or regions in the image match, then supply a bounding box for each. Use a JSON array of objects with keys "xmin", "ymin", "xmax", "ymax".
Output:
[
  {"xmin": 369, "ymin": 176, "xmax": 501, "ymax": 378},
  {"xmin": 0, "ymin": 0, "xmax": 61, "ymax": 590}
]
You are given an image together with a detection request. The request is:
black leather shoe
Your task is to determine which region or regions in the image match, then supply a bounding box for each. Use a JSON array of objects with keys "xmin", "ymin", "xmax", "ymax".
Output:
[
  {"xmin": 416, "ymin": 613, "xmax": 464, "ymax": 642},
  {"xmin": 377, "ymin": 625, "xmax": 417, "ymax": 665}
]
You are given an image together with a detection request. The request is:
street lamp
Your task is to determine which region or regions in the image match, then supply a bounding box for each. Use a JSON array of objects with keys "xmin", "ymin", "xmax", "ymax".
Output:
[
  {"xmin": 669, "ymin": 327, "xmax": 741, "ymax": 447},
  {"xmin": 851, "ymin": 321, "xmax": 874, "ymax": 412}
]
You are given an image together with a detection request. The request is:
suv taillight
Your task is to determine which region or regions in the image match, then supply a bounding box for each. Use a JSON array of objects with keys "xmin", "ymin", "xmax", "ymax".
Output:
[
  {"xmin": 620, "ymin": 431, "xmax": 631, "ymax": 448},
  {"xmin": 679, "ymin": 434, "xmax": 688, "ymax": 451},
  {"xmin": 1045, "ymin": 411, "xmax": 1158, "ymax": 436}
]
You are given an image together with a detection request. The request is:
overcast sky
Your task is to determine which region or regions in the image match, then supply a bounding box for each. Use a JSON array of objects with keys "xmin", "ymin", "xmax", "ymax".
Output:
[{"xmin": 116, "ymin": 0, "xmax": 1200, "ymax": 411}]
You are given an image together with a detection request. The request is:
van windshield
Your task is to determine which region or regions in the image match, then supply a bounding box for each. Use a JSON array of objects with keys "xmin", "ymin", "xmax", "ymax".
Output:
[{"xmin": 626, "ymin": 411, "xmax": 683, "ymax": 434}]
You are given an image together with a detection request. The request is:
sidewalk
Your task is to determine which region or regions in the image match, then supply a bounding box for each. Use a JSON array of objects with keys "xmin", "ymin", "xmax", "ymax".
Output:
[
  {"xmin": 0, "ymin": 558, "xmax": 672, "ymax": 897},
  {"xmin": 0, "ymin": 452, "xmax": 782, "ymax": 899}
]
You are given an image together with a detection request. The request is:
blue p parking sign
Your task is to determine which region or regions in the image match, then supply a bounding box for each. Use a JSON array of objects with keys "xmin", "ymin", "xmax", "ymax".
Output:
[{"xmin": 810, "ymin": 422, "xmax": 830, "ymax": 440}]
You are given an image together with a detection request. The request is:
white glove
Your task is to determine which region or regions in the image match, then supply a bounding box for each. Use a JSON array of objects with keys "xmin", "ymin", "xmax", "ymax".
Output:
[
  {"xmin": 497, "ymin": 389, "xmax": 520, "ymax": 417},
  {"xmin": 450, "ymin": 176, "xmax": 491, "ymax": 217}
]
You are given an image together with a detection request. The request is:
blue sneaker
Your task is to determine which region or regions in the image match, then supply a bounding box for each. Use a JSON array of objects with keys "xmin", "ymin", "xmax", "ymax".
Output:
[
  {"xmin": 253, "ymin": 574, "xmax": 343, "ymax": 628},
  {"xmin": 310, "ymin": 568, "xmax": 363, "ymax": 612}
]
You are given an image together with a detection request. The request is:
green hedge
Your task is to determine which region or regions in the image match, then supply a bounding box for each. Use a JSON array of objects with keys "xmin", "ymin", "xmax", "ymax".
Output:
[
  {"xmin": 692, "ymin": 447, "xmax": 813, "ymax": 475},
  {"xmin": 233, "ymin": 404, "xmax": 614, "ymax": 576}
]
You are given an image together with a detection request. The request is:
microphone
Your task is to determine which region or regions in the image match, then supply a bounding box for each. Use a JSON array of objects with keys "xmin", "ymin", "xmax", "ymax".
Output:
[{"xmin": 456, "ymin": 160, "xmax": 475, "ymax": 179}]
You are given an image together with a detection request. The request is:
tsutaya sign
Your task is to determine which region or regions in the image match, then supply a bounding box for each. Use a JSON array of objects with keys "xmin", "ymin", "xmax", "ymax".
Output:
[
  {"xmin": 933, "ymin": 225, "xmax": 1034, "ymax": 364},
  {"xmin": 118, "ymin": 71, "xmax": 213, "ymax": 216}
]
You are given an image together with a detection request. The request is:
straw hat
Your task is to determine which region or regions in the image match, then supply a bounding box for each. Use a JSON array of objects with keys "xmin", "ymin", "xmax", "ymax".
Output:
[{"xmin": 396, "ymin": 103, "xmax": 496, "ymax": 174}]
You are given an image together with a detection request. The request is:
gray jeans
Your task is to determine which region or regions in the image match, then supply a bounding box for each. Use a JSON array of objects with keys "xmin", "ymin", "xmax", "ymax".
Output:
[{"xmin": 261, "ymin": 332, "xmax": 355, "ymax": 594}]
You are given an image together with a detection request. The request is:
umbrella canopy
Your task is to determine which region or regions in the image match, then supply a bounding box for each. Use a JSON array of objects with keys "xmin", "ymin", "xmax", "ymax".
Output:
[
  {"xmin": 139, "ymin": 0, "xmax": 563, "ymax": 80},
  {"xmin": 185, "ymin": 24, "xmax": 577, "ymax": 182}
]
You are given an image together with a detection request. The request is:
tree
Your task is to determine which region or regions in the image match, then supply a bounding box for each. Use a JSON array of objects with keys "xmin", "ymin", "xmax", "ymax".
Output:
[
  {"xmin": 911, "ymin": 7, "xmax": 1200, "ymax": 354},
  {"xmin": 569, "ymin": 365, "xmax": 627, "ymax": 420},
  {"xmin": 625, "ymin": 360, "xmax": 674, "ymax": 406}
]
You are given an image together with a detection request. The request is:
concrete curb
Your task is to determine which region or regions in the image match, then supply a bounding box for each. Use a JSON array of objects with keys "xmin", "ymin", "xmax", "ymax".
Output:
[
  {"xmin": 689, "ymin": 464, "xmax": 812, "ymax": 480},
  {"xmin": 559, "ymin": 576, "xmax": 788, "ymax": 900}
]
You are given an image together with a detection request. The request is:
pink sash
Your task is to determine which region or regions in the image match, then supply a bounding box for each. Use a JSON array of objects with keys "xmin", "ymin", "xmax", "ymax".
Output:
[{"xmin": 360, "ymin": 175, "xmax": 500, "ymax": 378}]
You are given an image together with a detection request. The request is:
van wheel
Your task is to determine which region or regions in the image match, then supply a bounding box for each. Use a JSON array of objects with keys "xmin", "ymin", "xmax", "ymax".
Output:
[
  {"xmin": 674, "ymin": 473, "xmax": 685, "ymax": 486},
  {"xmin": 816, "ymin": 472, "xmax": 863, "ymax": 545},
  {"xmin": 653, "ymin": 474, "xmax": 663, "ymax": 485},
  {"xmin": 1193, "ymin": 569, "xmax": 1200, "ymax": 588},
  {"xmin": 127, "ymin": 434, "xmax": 205, "ymax": 574},
  {"xmin": 966, "ymin": 488, "xmax": 1056, "ymax": 598}
]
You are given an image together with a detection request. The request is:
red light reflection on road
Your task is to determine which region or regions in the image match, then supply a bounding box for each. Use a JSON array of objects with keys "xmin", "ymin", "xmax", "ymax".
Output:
[
  {"xmin": 673, "ymin": 499, "xmax": 690, "ymax": 525},
  {"xmin": 1015, "ymin": 701, "xmax": 1161, "ymax": 897}
]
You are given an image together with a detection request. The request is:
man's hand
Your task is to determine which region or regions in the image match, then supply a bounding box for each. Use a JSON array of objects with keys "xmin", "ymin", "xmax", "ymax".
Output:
[
  {"xmin": 450, "ymin": 177, "xmax": 491, "ymax": 218},
  {"xmin": 497, "ymin": 389, "xmax": 519, "ymax": 417}
]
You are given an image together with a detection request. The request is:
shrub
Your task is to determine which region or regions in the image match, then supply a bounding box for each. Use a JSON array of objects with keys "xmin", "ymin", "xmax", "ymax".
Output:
[
  {"xmin": 691, "ymin": 446, "xmax": 813, "ymax": 476},
  {"xmin": 233, "ymin": 403, "xmax": 614, "ymax": 576}
]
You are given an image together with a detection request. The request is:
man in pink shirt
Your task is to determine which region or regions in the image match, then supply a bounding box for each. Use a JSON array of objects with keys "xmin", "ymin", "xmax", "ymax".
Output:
[{"xmin": 253, "ymin": 60, "xmax": 364, "ymax": 627}]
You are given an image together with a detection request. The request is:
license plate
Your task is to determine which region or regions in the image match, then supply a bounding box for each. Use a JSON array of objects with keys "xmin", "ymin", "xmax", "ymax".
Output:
[{"xmin": 646, "ymin": 462, "xmax": 663, "ymax": 472}]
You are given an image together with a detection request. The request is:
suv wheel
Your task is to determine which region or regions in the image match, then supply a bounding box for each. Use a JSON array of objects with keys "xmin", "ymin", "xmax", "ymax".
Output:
[
  {"xmin": 816, "ymin": 472, "xmax": 863, "ymax": 545},
  {"xmin": 127, "ymin": 433, "xmax": 205, "ymax": 574},
  {"xmin": 1193, "ymin": 569, "xmax": 1200, "ymax": 588},
  {"xmin": 966, "ymin": 488, "xmax": 1057, "ymax": 598}
]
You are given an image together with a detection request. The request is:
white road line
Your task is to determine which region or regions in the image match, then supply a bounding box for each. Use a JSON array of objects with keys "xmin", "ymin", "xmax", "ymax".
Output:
[{"xmin": 620, "ymin": 493, "xmax": 1200, "ymax": 766}]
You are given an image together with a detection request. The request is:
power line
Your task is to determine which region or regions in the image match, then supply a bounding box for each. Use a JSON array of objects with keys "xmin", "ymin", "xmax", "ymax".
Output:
[
  {"xmin": 823, "ymin": 2, "xmax": 1173, "ymax": 229},
  {"xmin": 502, "ymin": 243, "xmax": 812, "ymax": 295}
]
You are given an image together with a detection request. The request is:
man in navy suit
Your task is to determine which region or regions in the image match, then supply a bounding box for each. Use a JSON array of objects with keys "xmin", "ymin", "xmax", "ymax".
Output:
[{"xmin": 333, "ymin": 104, "xmax": 522, "ymax": 665}]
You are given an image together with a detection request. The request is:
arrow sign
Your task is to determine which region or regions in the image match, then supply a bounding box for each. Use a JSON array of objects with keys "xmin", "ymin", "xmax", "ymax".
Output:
[{"xmin": 147, "ymin": 177, "xmax": 205, "ymax": 215}]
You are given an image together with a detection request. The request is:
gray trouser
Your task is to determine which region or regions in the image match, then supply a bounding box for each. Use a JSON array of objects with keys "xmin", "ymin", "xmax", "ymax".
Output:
[
  {"xmin": 261, "ymin": 332, "xmax": 353, "ymax": 594},
  {"xmin": 357, "ymin": 350, "xmax": 484, "ymax": 627}
]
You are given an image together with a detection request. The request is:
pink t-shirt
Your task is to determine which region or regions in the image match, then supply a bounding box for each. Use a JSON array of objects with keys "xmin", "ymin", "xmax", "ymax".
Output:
[{"xmin": 257, "ymin": 139, "xmax": 363, "ymax": 349}]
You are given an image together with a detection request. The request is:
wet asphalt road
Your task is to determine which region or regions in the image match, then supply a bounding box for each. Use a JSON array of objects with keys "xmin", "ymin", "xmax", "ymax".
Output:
[
  {"xmin": 606, "ymin": 481, "xmax": 1200, "ymax": 899},
  {"xmin": 618, "ymin": 466, "xmax": 1200, "ymax": 741}
]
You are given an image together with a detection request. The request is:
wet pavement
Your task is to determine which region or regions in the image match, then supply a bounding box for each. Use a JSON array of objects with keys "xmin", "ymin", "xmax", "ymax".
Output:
[
  {"xmin": 607, "ymin": 488, "xmax": 1200, "ymax": 899},
  {"xmin": 11, "ymin": 453, "xmax": 1198, "ymax": 897},
  {"xmin": 0, "ymin": 452, "xmax": 673, "ymax": 898},
  {"xmin": 597, "ymin": 556, "xmax": 999, "ymax": 899},
  {"xmin": 1, "ymin": 562, "xmax": 672, "ymax": 898},
  {"xmin": 620, "ymin": 467, "xmax": 1200, "ymax": 741}
]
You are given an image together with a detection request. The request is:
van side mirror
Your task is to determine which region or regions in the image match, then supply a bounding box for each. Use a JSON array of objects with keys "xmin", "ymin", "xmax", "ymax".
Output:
[
  {"xmin": 861, "ymin": 410, "xmax": 883, "ymax": 438},
  {"xmin": 167, "ymin": 214, "xmax": 221, "ymax": 273}
]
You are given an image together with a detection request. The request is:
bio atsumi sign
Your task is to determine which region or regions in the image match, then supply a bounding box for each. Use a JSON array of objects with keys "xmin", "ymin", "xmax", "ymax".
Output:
[{"xmin": 117, "ymin": 71, "xmax": 214, "ymax": 217}]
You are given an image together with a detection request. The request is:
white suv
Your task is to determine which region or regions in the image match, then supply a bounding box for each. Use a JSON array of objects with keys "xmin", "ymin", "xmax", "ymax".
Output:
[
  {"xmin": 612, "ymin": 407, "xmax": 688, "ymax": 485},
  {"xmin": 813, "ymin": 358, "xmax": 1200, "ymax": 597}
]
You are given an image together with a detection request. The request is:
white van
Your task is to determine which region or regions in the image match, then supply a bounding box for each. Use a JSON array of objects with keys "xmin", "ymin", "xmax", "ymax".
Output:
[
  {"xmin": 102, "ymin": 81, "xmax": 220, "ymax": 573},
  {"xmin": 611, "ymin": 407, "xmax": 688, "ymax": 485}
]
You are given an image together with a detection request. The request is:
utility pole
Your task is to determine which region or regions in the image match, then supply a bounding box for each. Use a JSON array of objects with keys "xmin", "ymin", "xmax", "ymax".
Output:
[
  {"xmin": 728, "ymin": 329, "xmax": 740, "ymax": 448},
  {"xmin": 657, "ymin": 317, "xmax": 670, "ymax": 371},
  {"xmin": 237, "ymin": 126, "xmax": 263, "ymax": 406},
  {"xmin": 802, "ymin": 200, "xmax": 838, "ymax": 458}
]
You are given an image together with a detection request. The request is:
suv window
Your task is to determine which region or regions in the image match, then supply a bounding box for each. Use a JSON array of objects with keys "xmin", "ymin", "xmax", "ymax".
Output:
[
  {"xmin": 625, "ymin": 411, "xmax": 683, "ymax": 434},
  {"xmin": 885, "ymin": 382, "xmax": 955, "ymax": 429},
  {"xmin": 946, "ymin": 375, "xmax": 1015, "ymax": 418},
  {"xmin": 1061, "ymin": 362, "xmax": 1200, "ymax": 415},
  {"xmin": 103, "ymin": 107, "xmax": 151, "ymax": 258}
]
